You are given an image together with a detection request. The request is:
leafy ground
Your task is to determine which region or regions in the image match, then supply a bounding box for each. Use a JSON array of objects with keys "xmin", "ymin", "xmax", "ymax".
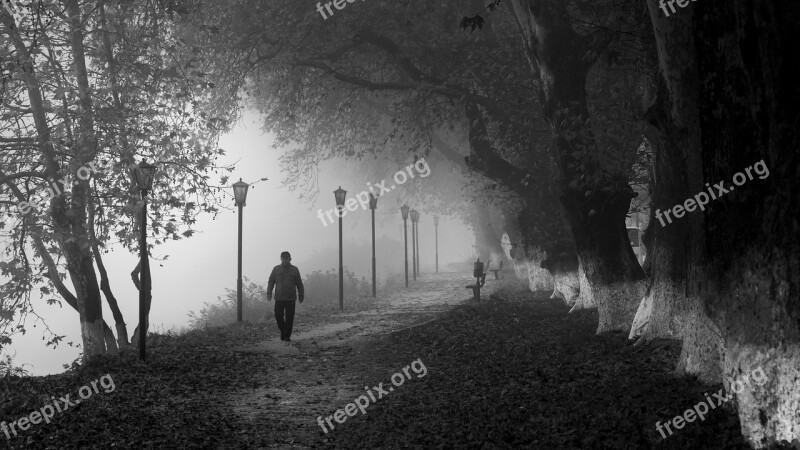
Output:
[{"xmin": 0, "ymin": 272, "xmax": 754, "ymax": 449}]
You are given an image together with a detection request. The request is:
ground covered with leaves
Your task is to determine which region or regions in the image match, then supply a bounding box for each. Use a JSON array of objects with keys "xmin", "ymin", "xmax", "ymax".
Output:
[{"xmin": 0, "ymin": 276, "xmax": 754, "ymax": 449}]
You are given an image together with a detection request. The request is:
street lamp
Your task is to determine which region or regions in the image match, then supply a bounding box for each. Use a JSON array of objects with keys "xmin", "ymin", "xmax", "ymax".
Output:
[
  {"xmin": 369, "ymin": 194, "xmax": 378, "ymax": 298},
  {"xmin": 410, "ymin": 209, "xmax": 418, "ymax": 281},
  {"xmin": 434, "ymin": 215, "xmax": 439, "ymax": 273},
  {"xmin": 233, "ymin": 178, "xmax": 249, "ymax": 322},
  {"xmin": 334, "ymin": 186, "xmax": 347, "ymax": 310},
  {"xmin": 400, "ymin": 205, "xmax": 409, "ymax": 288},
  {"xmin": 130, "ymin": 159, "xmax": 156, "ymax": 361},
  {"xmin": 415, "ymin": 211, "xmax": 421, "ymax": 275}
]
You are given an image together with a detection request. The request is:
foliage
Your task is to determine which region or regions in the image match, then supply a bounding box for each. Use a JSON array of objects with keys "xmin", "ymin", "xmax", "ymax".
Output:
[
  {"xmin": 187, "ymin": 269, "xmax": 377, "ymax": 329},
  {"xmin": 0, "ymin": 0, "xmax": 245, "ymax": 351},
  {"xmin": 179, "ymin": 0, "xmax": 543, "ymax": 230},
  {"xmin": 187, "ymin": 277, "xmax": 269, "ymax": 329},
  {"xmin": 302, "ymin": 268, "xmax": 371, "ymax": 305},
  {"xmin": 0, "ymin": 352, "xmax": 30, "ymax": 377}
]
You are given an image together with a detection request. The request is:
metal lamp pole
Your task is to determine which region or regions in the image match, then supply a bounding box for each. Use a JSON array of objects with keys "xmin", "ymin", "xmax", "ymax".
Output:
[
  {"xmin": 233, "ymin": 179, "xmax": 249, "ymax": 322},
  {"xmin": 401, "ymin": 205, "xmax": 409, "ymax": 287},
  {"xmin": 369, "ymin": 194, "xmax": 378, "ymax": 297},
  {"xmin": 415, "ymin": 212, "xmax": 421, "ymax": 275},
  {"xmin": 334, "ymin": 187, "xmax": 347, "ymax": 310},
  {"xmin": 434, "ymin": 215, "xmax": 439, "ymax": 273},
  {"xmin": 410, "ymin": 209, "xmax": 418, "ymax": 280},
  {"xmin": 131, "ymin": 159, "xmax": 156, "ymax": 361}
]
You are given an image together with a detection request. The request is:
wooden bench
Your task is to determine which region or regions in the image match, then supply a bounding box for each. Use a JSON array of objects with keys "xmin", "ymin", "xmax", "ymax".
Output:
[{"xmin": 490, "ymin": 260, "xmax": 504, "ymax": 279}]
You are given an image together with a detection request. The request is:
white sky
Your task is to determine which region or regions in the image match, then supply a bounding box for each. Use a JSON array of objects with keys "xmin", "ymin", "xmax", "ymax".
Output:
[{"xmin": 6, "ymin": 110, "xmax": 475, "ymax": 375}]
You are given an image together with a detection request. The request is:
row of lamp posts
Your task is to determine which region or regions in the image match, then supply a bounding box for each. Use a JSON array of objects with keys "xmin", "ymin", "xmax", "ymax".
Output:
[
  {"xmin": 332, "ymin": 190, "xmax": 441, "ymax": 308},
  {"xmin": 130, "ymin": 160, "xmax": 443, "ymax": 361},
  {"xmin": 400, "ymin": 205, "xmax": 438, "ymax": 287}
]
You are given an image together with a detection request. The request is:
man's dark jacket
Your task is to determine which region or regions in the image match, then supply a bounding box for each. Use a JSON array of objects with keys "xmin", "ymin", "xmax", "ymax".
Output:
[{"xmin": 268, "ymin": 264, "xmax": 304, "ymax": 302}]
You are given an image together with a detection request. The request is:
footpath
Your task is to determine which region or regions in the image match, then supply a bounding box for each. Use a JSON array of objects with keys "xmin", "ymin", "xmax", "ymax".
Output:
[
  {"xmin": 1, "ymin": 270, "xmax": 751, "ymax": 449},
  {"xmin": 227, "ymin": 271, "xmax": 503, "ymax": 448}
]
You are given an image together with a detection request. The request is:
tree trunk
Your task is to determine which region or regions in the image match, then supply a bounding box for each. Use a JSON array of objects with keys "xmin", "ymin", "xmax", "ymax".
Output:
[
  {"xmin": 541, "ymin": 251, "xmax": 580, "ymax": 307},
  {"xmin": 507, "ymin": 0, "xmax": 646, "ymax": 333},
  {"xmin": 640, "ymin": 0, "xmax": 722, "ymax": 382},
  {"xmin": 691, "ymin": 1, "xmax": 800, "ymax": 446},
  {"xmin": 474, "ymin": 201, "xmax": 507, "ymax": 265},
  {"xmin": 26, "ymin": 226, "xmax": 118, "ymax": 355},
  {"xmin": 501, "ymin": 228, "xmax": 528, "ymax": 281},
  {"xmin": 87, "ymin": 195, "xmax": 129, "ymax": 348},
  {"xmin": 2, "ymin": 10, "xmax": 107, "ymax": 359},
  {"xmin": 65, "ymin": 0, "xmax": 108, "ymax": 359}
]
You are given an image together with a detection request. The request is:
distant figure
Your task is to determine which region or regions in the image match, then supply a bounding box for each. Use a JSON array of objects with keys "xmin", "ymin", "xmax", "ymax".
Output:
[{"xmin": 267, "ymin": 251, "xmax": 304, "ymax": 342}]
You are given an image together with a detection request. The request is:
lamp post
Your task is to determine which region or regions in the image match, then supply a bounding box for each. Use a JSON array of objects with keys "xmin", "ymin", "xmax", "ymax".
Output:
[
  {"xmin": 233, "ymin": 178, "xmax": 249, "ymax": 322},
  {"xmin": 334, "ymin": 186, "xmax": 347, "ymax": 310},
  {"xmin": 415, "ymin": 211, "xmax": 421, "ymax": 275},
  {"xmin": 369, "ymin": 194, "xmax": 378, "ymax": 297},
  {"xmin": 410, "ymin": 209, "xmax": 418, "ymax": 281},
  {"xmin": 131, "ymin": 159, "xmax": 156, "ymax": 361},
  {"xmin": 400, "ymin": 205, "xmax": 409, "ymax": 287},
  {"xmin": 434, "ymin": 215, "xmax": 439, "ymax": 273}
]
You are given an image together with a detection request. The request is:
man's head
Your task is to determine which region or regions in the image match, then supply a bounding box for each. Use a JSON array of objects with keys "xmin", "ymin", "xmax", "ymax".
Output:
[{"xmin": 280, "ymin": 251, "xmax": 291, "ymax": 266}]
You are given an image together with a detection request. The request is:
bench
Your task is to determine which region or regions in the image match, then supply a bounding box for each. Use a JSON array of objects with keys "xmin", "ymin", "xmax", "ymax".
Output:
[{"xmin": 490, "ymin": 260, "xmax": 504, "ymax": 279}]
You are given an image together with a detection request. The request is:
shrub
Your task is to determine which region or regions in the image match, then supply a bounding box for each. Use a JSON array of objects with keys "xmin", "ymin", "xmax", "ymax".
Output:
[
  {"xmin": 187, "ymin": 277, "xmax": 270, "ymax": 329},
  {"xmin": 187, "ymin": 269, "xmax": 376, "ymax": 329},
  {"xmin": 302, "ymin": 268, "xmax": 371, "ymax": 305}
]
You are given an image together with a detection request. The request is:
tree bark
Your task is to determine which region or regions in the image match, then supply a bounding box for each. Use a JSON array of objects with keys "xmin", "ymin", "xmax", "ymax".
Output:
[
  {"xmin": 64, "ymin": 0, "xmax": 108, "ymax": 359},
  {"xmin": 473, "ymin": 201, "xmax": 506, "ymax": 264},
  {"xmin": 507, "ymin": 0, "xmax": 646, "ymax": 333},
  {"xmin": 27, "ymin": 228, "xmax": 117, "ymax": 355},
  {"xmin": 2, "ymin": 9, "xmax": 107, "ymax": 359},
  {"xmin": 500, "ymin": 209, "xmax": 554, "ymax": 291},
  {"xmin": 87, "ymin": 195, "xmax": 129, "ymax": 348},
  {"xmin": 541, "ymin": 251, "xmax": 580, "ymax": 307},
  {"xmin": 638, "ymin": 0, "xmax": 722, "ymax": 384},
  {"xmin": 690, "ymin": 1, "xmax": 800, "ymax": 446}
]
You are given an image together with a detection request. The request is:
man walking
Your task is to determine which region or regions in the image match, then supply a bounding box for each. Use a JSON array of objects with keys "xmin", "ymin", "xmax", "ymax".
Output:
[{"xmin": 267, "ymin": 251, "xmax": 304, "ymax": 342}]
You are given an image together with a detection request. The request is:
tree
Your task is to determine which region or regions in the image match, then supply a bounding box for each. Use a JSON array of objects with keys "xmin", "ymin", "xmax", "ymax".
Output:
[
  {"xmin": 629, "ymin": 0, "xmax": 722, "ymax": 386},
  {"xmin": 184, "ymin": 0, "xmax": 588, "ymax": 300},
  {"xmin": 690, "ymin": 2, "xmax": 798, "ymax": 446},
  {"xmin": 0, "ymin": 0, "xmax": 238, "ymax": 359},
  {"xmin": 470, "ymin": 0, "xmax": 647, "ymax": 332}
]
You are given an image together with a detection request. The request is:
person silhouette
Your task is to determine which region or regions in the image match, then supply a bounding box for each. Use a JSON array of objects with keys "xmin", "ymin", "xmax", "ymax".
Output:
[{"xmin": 267, "ymin": 251, "xmax": 304, "ymax": 342}]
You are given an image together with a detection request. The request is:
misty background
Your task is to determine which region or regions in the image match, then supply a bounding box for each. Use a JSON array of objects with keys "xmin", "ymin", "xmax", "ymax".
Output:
[{"xmin": 5, "ymin": 110, "xmax": 476, "ymax": 376}]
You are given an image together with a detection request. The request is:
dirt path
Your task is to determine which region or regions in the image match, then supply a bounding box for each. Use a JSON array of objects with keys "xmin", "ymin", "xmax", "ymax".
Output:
[{"xmin": 227, "ymin": 271, "xmax": 504, "ymax": 448}]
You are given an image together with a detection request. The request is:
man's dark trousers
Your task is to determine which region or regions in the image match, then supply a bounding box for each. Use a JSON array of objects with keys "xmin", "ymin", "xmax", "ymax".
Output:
[{"xmin": 274, "ymin": 301, "xmax": 296, "ymax": 340}]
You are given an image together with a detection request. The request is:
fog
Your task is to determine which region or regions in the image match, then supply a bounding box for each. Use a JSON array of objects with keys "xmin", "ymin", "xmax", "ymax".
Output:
[{"xmin": 5, "ymin": 110, "xmax": 476, "ymax": 376}]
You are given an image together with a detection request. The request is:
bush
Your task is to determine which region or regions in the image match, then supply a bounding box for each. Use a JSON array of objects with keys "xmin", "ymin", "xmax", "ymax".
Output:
[
  {"xmin": 302, "ymin": 268, "xmax": 371, "ymax": 305},
  {"xmin": 187, "ymin": 277, "xmax": 270, "ymax": 329},
  {"xmin": 0, "ymin": 352, "xmax": 30, "ymax": 377},
  {"xmin": 188, "ymin": 269, "xmax": 377, "ymax": 329}
]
